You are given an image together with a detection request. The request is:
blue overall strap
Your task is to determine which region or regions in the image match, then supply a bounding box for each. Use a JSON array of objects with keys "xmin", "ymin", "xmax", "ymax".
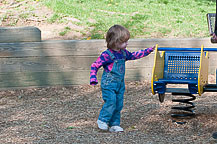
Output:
[
  {"xmin": 121, "ymin": 49, "xmax": 126, "ymax": 60},
  {"xmin": 106, "ymin": 49, "xmax": 115, "ymax": 60}
]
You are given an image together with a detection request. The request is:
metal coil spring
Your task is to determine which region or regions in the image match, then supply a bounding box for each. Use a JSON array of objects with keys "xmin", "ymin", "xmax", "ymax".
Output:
[{"xmin": 171, "ymin": 92, "xmax": 196, "ymax": 118}]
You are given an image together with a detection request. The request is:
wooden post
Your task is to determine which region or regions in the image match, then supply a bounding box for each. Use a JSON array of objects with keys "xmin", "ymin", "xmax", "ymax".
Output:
[{"xmin": 0, "ymin": 26, "xmax": 41, "ymax": 43}]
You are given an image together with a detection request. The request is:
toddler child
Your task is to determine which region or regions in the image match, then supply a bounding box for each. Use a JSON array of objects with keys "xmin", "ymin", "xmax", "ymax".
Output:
[{"xmin": 90, "ymin": 25, "xmax": 155, "ymax": 132}]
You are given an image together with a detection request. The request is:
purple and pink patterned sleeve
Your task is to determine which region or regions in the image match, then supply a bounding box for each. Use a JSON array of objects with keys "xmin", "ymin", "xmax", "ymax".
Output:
[
  {"xmin": 90, "ymin": 52, "xmax": 112, "ymax": 85},
  {"xmin": 125, "ymin": 47, "xmax": 154, "ymax": 60},
  {"xmin": 90, "ymin": 47, "xmax": 154, "ymax": 85}
]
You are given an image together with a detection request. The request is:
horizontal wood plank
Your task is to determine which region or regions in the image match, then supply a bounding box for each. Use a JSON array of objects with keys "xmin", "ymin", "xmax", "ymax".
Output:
[
  {"xmin": 0, "ymin": 55, "xmax": 154, "ymax": 72},
  {"xmin": 0, "ymin": 38, "xmax": 216, "ymax": 57},
  {"xmin": 0, "ymin": 68, "xmax": 152, "ymax": 87}
]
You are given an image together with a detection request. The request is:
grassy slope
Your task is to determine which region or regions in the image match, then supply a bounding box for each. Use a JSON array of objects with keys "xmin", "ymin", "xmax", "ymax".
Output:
[{"xmin": 42, "ymin": 0, "xmax": 216, "ymax": 39}]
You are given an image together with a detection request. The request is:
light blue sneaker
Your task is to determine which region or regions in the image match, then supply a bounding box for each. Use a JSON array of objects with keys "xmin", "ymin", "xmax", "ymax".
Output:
[
  {"xmin": 109, "ymin": 126, "xmax": 124, "ymax": 132},
  {"xmin": 97, "ymin": 120, "xmax": 108, "ymax": 131}
]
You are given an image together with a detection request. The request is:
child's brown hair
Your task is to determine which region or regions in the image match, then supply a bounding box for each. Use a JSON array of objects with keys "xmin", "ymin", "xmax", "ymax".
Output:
[{"xmin": 106, "ymin": 25, "xmax": 130, "ymax": 49}]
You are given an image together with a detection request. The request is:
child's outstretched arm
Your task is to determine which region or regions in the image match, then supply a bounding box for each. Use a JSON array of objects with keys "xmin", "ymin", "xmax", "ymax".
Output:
[{"xmin": 125, "ymin": 46, "xmax": 155, "ymax": 60}]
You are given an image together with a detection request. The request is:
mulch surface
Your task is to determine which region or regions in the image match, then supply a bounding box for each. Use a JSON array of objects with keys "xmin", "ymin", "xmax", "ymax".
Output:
[{"xmin": 0, "ymin": 81, "xmax": 217, "ymax": 144}]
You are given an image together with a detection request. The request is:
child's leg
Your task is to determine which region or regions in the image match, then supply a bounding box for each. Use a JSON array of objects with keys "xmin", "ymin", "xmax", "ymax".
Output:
[
  {"xmin": 98, "ymin": 87, "xmax": 117, "ymax": 124},
  {"xmin": 109, "ymin": 81, "xmax": 125, "ymax": 126}
]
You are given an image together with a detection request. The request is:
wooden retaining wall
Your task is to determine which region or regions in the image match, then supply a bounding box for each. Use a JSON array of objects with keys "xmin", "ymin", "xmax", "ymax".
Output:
[{"xmin": 1, "ymin": 27, "xmax": 217, "ymax": 88}]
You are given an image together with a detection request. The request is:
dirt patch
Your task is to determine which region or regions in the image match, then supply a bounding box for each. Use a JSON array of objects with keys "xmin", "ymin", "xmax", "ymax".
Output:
[
  {"xmin": 0, "ymin": 0, "xmax": 86, "ymax": 40},
  {"xmin": 0, "ymin": 81, "xmax": 217, "ymax": 143}
]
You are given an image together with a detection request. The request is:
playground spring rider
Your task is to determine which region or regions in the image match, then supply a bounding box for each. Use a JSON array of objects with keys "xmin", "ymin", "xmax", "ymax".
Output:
[
  {"xmin": 151, "ymin": 45, "xmax": 217, "ymax": 118},
  {"xmin": 151, "ymin": 1, "xmax": 217, "ymax": 137}
]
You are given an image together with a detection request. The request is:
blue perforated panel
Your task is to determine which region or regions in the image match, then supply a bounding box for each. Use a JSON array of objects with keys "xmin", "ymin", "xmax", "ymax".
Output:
[{"xmin": 164, "ymin": 51, "xmax": 201, "ymax": 81}]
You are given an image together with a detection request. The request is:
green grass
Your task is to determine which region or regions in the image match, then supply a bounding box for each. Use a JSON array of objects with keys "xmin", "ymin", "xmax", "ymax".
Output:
[
  {"xmin": 41, "ymin": 0, "xmax": 216, "ymax": 39},
  {"xmin": 59, "ymin": 26, "xmax": 71, "ymax": 36}
]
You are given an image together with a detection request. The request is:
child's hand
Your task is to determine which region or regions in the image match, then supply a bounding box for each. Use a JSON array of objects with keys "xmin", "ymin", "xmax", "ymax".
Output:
[
  {"xmin": 213, "ymin": 33, "xmax": 217, "ymax": 39},
  {"xmin": 91, "ymin": 84, "xmax": 96, "ymax": 88},
  {"xmin": 211, "ymin": 33, "xmax": 217, "ymax": 43},
  {"xmin": 151, "ymin": 45, "xmax": 156, "ymax": 51},
  {"xmin": 90, "ymin": 81, "xmax": 98, "ymax": 86}
]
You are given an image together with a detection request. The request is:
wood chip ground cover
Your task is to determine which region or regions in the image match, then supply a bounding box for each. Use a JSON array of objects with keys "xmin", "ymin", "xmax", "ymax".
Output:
[{"xmin": 0, "ymin": 81, "xmax": 216, "ymax": 143}]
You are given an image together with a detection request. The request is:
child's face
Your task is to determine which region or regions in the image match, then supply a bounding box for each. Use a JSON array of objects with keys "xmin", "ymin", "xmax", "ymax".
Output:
[{"xmin": 117, "ymin": 41, "xmax": 128, "ymax": 50}]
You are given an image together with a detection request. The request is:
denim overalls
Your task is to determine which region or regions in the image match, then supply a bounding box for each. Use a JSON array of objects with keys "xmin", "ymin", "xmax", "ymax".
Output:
[{"xmin": 98, "ymin": 49, "xmax": 126, "ymax": 127}]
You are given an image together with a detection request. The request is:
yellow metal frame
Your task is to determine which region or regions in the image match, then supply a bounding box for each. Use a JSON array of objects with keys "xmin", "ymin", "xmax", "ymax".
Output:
[
  {"xmin": 198, "ymin": 45, "xmax": 209, "ymax": 96},
  {"xmin": 151, "ymin": 44, "xmax": 165, "ymax": 95}
]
